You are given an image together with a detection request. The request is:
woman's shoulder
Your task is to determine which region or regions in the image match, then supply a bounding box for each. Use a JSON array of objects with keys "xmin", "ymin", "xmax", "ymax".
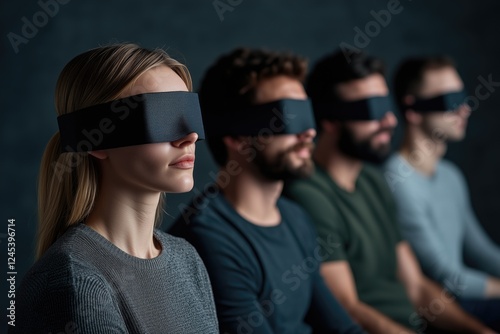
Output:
[
  {"xmin": 17, "ymin": 239, "xmax": 110, "ymax": 319},
  {"xmin": 154, "ymin": 229, "xmax": 210, "ymax": 279},
  {"xmin": 155, "ymin": 230, "xmax": 203, "ymax": 262},
  {"xmin": 23, "ymin": 230, "xmax": 107, "ymax": 287},
  {"xmin": 21, "ymin": 224, "xmax": 119, "ymax": 296}
]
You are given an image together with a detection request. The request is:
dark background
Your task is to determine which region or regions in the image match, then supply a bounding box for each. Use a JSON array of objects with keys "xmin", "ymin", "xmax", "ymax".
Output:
[{"xmin": 1, "ymin": 0, "xmax": 500, "ymax": 330}]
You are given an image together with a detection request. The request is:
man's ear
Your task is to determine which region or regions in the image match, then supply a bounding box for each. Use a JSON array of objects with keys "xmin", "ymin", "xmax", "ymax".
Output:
[
  {"xmin": 88, "ymin": 150, "xmax": 108, "ymax": 160},
  {"xmin": 320, "ymin": 119, "xmax": 338, "ymax": 134},
  {"xmin": 402, "ymin": 95, "xmax": 423, "ymax": 125},
  {"xmin": 405, "ymin": 109, "xmax": 423, "ymax": 125},
  {"xmin": 319, "ymin": 119, "xmax": 343, "ymax": 143},
  {"xmin": 222, "ymin": 136, "xmax": 247, "ymax": 151},
  {"xmin": 403, "ymin": 95, "xmax": 415, "ymax": 107}
]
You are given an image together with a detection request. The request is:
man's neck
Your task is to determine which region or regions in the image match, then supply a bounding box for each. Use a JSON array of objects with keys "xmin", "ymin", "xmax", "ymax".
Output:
[
  {"xmin": 218, "ymin": 165, "xmax": 282, "ymax": 227},
  {"xmin": 399, "ymin": 126, "xmax": 447, "ymax": 176},
  {"xmin": 314, "ymin": 135, "xmax": 363, "ymax": 192}
]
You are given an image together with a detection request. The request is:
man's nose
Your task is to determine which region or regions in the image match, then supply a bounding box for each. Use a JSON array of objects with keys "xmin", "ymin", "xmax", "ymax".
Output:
[
  {"xmin": 379, "ymin": 111, "xmax": 398, "ymax": 128},
  {"xmin": 297, "ymin": 128, "xmax": 316, "ymax": 142}
]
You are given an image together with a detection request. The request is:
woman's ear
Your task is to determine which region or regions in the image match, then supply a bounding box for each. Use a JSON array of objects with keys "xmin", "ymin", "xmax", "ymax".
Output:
[{"xmin": 88, "ymin": 150, "xmax": 108, "ymax": 160}]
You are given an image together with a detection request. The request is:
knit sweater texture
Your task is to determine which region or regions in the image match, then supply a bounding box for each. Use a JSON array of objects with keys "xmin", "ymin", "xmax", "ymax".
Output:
[
  {"xmin": 10, "ymin": 223, "xmax": 219, "ymax": 334},
  {"xmin": 384, "ymin": 154, "xmax": 500, "ymax": 298}
]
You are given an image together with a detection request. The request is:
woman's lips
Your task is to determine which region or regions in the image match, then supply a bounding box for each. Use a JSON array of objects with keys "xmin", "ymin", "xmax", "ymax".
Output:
[{"xmin": 169, "ymin": 155, "xmax": 195, "ymax": 169}]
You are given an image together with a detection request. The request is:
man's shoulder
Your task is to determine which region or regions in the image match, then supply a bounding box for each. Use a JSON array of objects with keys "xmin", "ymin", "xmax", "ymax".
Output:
[
  {"xmin": 172, "ymin": 189, "xmax": 227, "ymax": 229},
  {"xmin": 277, "ymin": 195, "xmax": 309, "ymax": 213},
  {"xmin": 383, "ymin": 153, "xmax": 404, "ymax": 170},
  {"xmin": 436, "ymin": 159, "xmax": 470, "ymax": 198},
  {"xmin": 439, "ymin": 159, "xmax": 463, "ymax": 178},
  {"xmin": 169, "ymin": 190, "xmax": 250, "ymax": 249},
  {"xmin": 360, "ymin": 162, "xmax": 397, "ymax": 196},
  {"xmin": 381, "ymin": 154, "xmax": 429, "ymax": 197},
  {"xmin": 362, "ymin": 161, "xmax": 388, "ymax": 183},
  {"xmin": 285, "ymin": 166, "xmax": 334, "ymax": 200},
  {"xmin": 277, "ymin": 196, "xmax": 315, "ymax": 230}
]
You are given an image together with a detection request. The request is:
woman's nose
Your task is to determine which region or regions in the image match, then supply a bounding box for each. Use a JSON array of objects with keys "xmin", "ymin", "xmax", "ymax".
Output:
[{"xmin": 171, "ymin": 132, "xmax": 199, "ymax": 148}]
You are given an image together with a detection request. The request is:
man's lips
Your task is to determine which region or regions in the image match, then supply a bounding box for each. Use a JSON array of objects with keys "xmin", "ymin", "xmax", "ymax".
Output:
[
  {"xmin": 169, "ymin": 154, "xmax": 195, "ymax": 168},
  {"xmin": 290, "ymin": 142, "xmax": 314, "ymax": 159},
  {"xmin": 374, "ymin": 132, "xmax": 391, "ymax": 143},
  {"xmin": 295, "ymin": 147, "xmax": 312, "ymax": 158}
]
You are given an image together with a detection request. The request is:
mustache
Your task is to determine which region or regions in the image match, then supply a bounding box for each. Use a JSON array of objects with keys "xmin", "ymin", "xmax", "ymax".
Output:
[
  {"xmin": 369, "ymin": 127, "xmax": 394, "ymax": 139},
  {"xmin": 285, "ymin": 141, "xmax": 315, "ymax": 154}
]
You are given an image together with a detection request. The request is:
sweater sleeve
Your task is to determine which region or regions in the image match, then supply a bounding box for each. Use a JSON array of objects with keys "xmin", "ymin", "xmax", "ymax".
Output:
[
  {"xmin": 191, "ymin": 245, "xmax": 220, "ymax": 331},
  {"xmin": 11, "ymin": 271, "xmax": 127, "ymax": 334},
  {"xmin": 186, "ymin": 217, "xmax": 275, "ymax": 334},
  {"xmin": 458, "ymin": 174, "xmax": 500, "ymax": 278},
  {"xmin": 393, "ymin": 182, "xmax": 488, "ymax": 298}
]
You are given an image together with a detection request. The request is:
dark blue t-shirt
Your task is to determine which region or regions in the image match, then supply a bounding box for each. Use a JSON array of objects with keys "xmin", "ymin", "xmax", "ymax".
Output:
[{"xmin": 169, "ymin": 187, "xmax": 364, "ymax": 334}]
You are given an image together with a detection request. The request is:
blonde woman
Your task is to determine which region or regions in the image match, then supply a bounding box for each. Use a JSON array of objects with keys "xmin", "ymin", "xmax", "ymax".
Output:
[{"xmin": 11, "ymin": 44, "xmax": 218, "ymax": 334}]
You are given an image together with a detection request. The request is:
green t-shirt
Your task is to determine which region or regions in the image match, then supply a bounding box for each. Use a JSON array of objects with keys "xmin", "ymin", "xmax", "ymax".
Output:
[{"xmin": 284, "ymin": 164, "xmax": 416, "ymax": 326}]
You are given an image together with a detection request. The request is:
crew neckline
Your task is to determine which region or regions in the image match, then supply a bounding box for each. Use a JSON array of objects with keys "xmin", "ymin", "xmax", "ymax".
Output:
[
  {"xmin": 74, "ymin": 223, "xmax": 169, "ymax": 270},
  {"xmin": 393, "ymin": 153, "xmax": 440, "ymax": 182},
  {"xmin": 315, "ymin": 163, "xmax": 365, "ymax": 196},
  {"xmin": 217, "ymin": 191, "xmax": 284, "ymax": 230}
]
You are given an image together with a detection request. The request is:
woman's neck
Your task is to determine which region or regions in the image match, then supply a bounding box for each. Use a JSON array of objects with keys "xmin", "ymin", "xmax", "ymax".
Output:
[{"xmin": 85, "ymin": 180, "xmax": 162, "ymax": 259}]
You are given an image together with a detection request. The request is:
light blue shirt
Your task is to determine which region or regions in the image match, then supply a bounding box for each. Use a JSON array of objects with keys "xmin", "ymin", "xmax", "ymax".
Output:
[{"xmin": 383, "ymin": 153, "xmax": 500, "ymax": 298}]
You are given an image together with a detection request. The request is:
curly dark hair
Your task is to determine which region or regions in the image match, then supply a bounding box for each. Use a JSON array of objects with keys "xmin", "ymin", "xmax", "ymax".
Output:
[
  {"xmin": 307, "ymin": 50, "xmax": 385, "ymax": 125},
  {"xmin": 199, "ymin": 47, "xmax": 308, "ymax": 166},
  {"xmin": 393, "ymin": 56, "xmax": 455, "ymax": 115}
]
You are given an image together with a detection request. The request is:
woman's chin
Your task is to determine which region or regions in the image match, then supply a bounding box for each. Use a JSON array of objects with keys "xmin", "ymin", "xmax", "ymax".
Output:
[{"xmin": 164, "ymin": 177, "xmax": 194, "ymax": 193}]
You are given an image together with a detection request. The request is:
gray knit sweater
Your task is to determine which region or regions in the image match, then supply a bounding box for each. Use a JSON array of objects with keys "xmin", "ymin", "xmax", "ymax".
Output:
[{"xmin": 10, "ymin": 223, "xmax": 219, "ymax": 334}]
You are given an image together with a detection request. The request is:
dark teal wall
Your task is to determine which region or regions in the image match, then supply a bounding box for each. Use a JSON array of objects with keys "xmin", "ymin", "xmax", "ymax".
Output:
[{"xmin": 2, "ymin": 0, "xmax": 500, "ymax": 326}]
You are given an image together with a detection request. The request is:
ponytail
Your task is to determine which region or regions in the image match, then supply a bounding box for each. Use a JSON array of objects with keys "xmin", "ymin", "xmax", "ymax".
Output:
[{"xmin": 37, "ymin": 132, "xmax": 98, "ymax": 258}]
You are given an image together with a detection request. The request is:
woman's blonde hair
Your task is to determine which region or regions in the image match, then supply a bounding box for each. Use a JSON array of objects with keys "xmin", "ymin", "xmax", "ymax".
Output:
[{"xmin": 37, "ymin": 43, "xmax": 192, "ymax": 259}]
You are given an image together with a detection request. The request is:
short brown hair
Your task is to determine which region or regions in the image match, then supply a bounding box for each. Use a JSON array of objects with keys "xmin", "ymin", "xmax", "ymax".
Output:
[
  {"xmin": 393, "ymin": 56, "xmax": 456, "ymax": 114},
  {"xmin": 198, "ymin": 48, "xmax": 307, "ymax": 166}
]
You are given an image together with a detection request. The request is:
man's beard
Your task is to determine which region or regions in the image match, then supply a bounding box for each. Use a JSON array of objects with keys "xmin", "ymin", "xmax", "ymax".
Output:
[
  {"xmin": 337, "ymin": 124, "xmax": 393, "ymax": 164},
  {"xmin": 253, "ymin": 141, "xmax": 315, "ymax": 181}
]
